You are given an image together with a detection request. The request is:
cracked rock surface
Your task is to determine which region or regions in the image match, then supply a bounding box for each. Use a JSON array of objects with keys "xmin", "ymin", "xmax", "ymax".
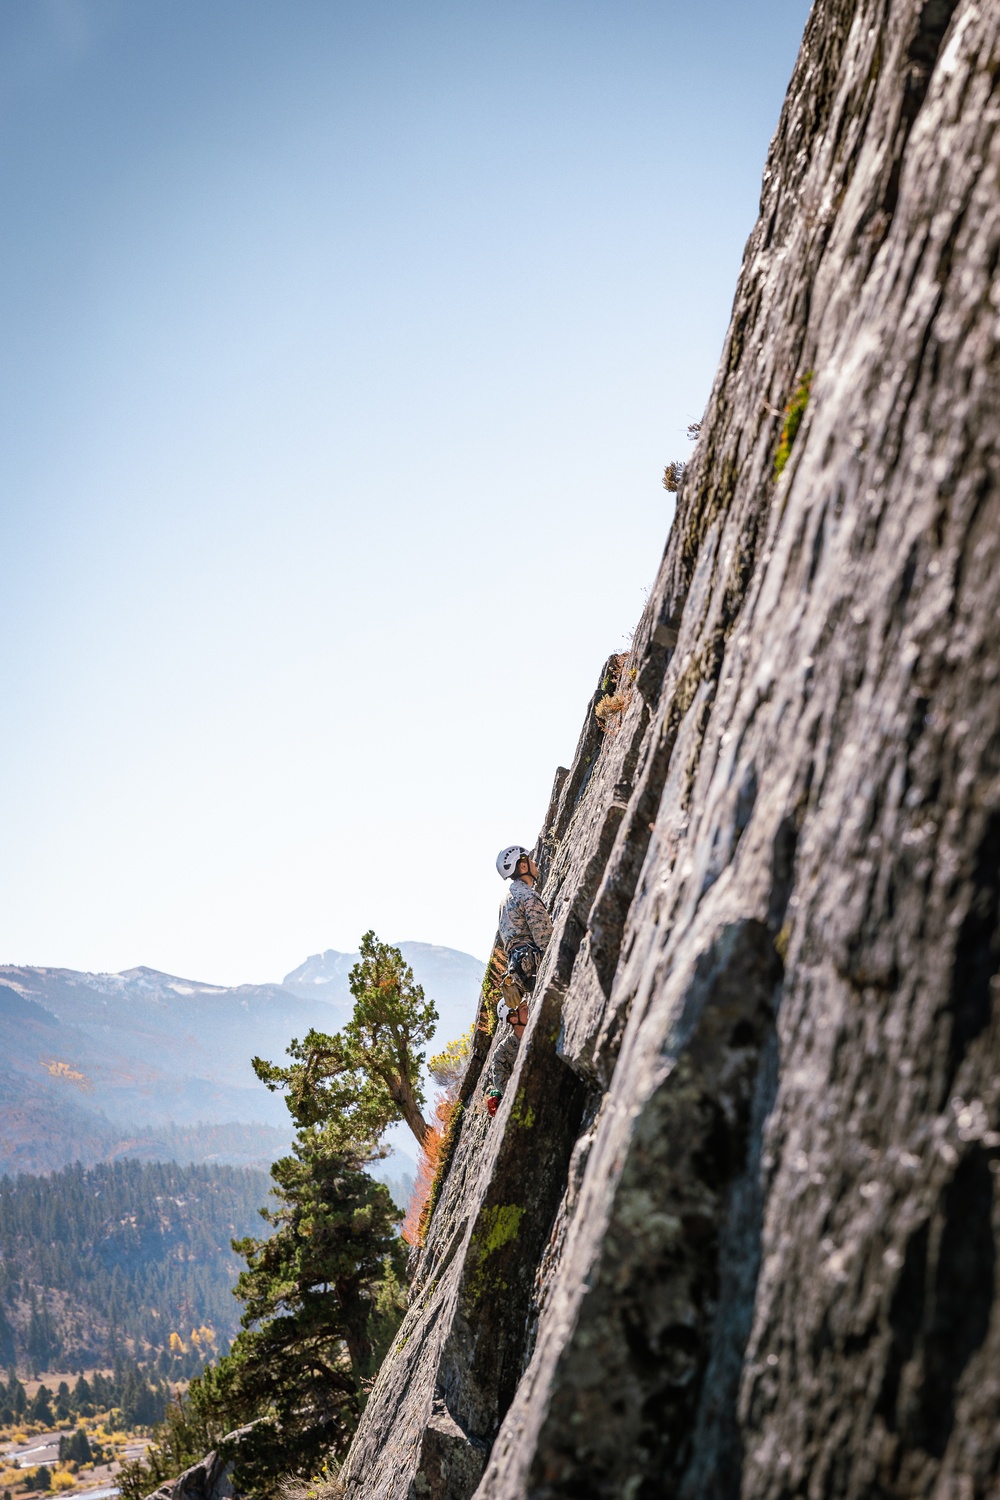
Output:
[{"xmin": 340, "ymin": 0, "xmax": 1000, "ymax": 1494}]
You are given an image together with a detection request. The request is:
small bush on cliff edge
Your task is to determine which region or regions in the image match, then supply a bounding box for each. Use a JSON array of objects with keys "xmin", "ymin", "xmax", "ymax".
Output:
[
  {"xmin": 595, "ymin": 652, "xmax": 633, "ymax": 734},
  {"xmin": 276, "ymin": 1467, "xmax": 344, "ymax": 1500}
]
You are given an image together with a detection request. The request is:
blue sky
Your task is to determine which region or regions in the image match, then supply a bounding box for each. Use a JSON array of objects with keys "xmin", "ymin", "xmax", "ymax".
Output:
[{"xmin": 0, "ymin": 0, "xmax": 811, "ymax": 984}]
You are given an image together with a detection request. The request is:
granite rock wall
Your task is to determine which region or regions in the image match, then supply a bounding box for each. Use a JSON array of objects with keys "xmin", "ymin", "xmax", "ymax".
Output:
[{"xmin": 340, "ymin": 0, "xmax": 1000, "ymax": 1493}]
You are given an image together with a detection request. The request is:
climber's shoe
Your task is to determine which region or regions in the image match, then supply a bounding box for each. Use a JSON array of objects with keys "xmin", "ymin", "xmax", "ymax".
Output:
[{"xmin": 485, "ymin": 1088, "xmax": 501, "ymax": 1118}]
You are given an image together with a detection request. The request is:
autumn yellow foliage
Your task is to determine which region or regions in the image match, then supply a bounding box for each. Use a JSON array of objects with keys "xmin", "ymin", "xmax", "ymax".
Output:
[{"xmin": 40, "ymin": 1059, "xmax": 89, "ymax": 1087}]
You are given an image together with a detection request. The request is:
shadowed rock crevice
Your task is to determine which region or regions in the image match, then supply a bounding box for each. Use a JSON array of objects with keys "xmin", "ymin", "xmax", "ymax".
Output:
[
  {"xmin": 440, "ymin": 1008, "xmax": 590, "ymax": 1448},
  {"xmin": 584, "ymin": 717, "xmax": 678, "ymax": 1003},
  {"xmin": 946, "ymin": 809, "xmax": 1000, "ymax": 1091},
  {"xmin": 911, "ymin": 1147, "xmax": 995, "ymax": 1461},
  {"xmin": 411, "ymin": 1398, "xmax": 488, "ymax": 1500},
  {"xmin": 877, "ymin": 0, "xmax": 962, "ymax": 231},
  {"xmin": 503, "ymin": 921, "xmax": 781, "ymax": 1500},
  {"xmin": 878, "ymin": 1220, "xmax": 931, "ymax": 1435},
  {"xmin": 547, "ymin": 654, "xmax": 625, "ymax": 846},
  {"xmin": 677, "ymin": 1023, "xmax": 780, "ymax": 1500},
  {"xmin": 875, "ymin": 1147, "xmax": 996, "ymax": 1493}
]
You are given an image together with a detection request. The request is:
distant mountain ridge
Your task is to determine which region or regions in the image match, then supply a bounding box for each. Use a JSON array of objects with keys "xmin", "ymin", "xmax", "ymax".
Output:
[
  {"xmin": 282, "ymin": 941, "xmax": 487, "ymax": 1039},
  {"xmin": 0, "ymin": 943, "xmax": 484, "ymax": 1178}
]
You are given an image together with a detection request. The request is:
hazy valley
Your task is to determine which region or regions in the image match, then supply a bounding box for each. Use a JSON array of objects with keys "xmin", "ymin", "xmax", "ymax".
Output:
[{"xmin": 0, "ymin": 943, "xmax": 484, "ymax": 1182}]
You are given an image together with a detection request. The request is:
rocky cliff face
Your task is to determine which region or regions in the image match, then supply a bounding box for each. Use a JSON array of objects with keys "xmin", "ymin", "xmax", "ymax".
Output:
[{"xmin": 340, "ymin": 0, "xmax": 1000, "ymax": 1494}]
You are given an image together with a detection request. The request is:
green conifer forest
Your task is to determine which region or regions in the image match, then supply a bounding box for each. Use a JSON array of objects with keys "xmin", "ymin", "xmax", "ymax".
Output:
[{"xmin": 0, "ymin": 1160, "xmax": 272, "ymax": 1374}]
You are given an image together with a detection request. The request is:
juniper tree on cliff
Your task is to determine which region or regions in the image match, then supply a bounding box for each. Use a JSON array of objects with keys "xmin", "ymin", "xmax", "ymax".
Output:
[{"xmin": 253, "ymin": 931, "xmax": 439, "ymax": 1148}]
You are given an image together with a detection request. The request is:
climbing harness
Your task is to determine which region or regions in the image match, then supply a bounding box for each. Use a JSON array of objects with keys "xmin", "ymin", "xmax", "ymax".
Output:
[{"xmin": 508, "ymin": 941, "xmax": 541, "ymax": 991}]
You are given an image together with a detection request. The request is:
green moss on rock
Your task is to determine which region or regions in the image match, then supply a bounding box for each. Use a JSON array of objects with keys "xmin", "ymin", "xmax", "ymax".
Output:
[{"xmin": 774, "ymin": 371, "xmax": 813, "ymax": 476}]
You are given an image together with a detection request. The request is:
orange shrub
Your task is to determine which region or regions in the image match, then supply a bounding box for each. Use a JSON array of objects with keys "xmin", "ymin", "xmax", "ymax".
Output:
[{"xmin": 402, "ymin": 1094, "xmax": 458, "ymax": 1247}]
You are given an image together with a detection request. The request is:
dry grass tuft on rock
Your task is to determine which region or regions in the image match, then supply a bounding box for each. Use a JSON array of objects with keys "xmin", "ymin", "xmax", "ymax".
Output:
[
  {"xmin": 594, "ymin": 652, "xmax": 634, "ymax": 734},
  {"xmin": 275, "ymin": 1467, "xmax": 344, "ymax": 1500}
]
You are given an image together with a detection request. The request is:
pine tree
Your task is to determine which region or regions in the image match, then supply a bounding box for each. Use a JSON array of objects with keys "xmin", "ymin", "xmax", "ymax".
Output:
[
  {"xmin": 54, "ymin": 1382, "xmax": 71, "ymax": 1422},
  {"xmin": 119, "ymin": 1124, "xmax": 407, "ymax": 1499},
  {"xmin": 253, "ymin": 931, "xmax": 438, "ymax": 1148},
  {"xmin": 29, "ymin": 1384, "xmax": 54, "ymax": 1426},
  {"xmin": 118, "ymin": 933, "xmax": 431, "ymax": 1500},
  {"xmin": 198, "ymin": 1132, "xmax": 406, "ymax": 1491},
  {"xmin": 233, "ymin": 1131, "xmax": 405, "ymax": 1379},
  {"xmin": 344, "ymin": 933, "xmax": 439, "ymax": 1146}
]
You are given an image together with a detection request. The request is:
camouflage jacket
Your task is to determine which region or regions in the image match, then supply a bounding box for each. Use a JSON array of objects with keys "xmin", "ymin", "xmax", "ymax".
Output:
[{"xmin": 498, "ymin": 878, "xmax": 552, "ymax": 956}]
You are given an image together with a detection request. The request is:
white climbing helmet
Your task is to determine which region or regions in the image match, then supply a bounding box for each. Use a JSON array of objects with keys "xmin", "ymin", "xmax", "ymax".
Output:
[{"xmin": 496, "ymin": 845, "xmax": 530, "ymax": 880}]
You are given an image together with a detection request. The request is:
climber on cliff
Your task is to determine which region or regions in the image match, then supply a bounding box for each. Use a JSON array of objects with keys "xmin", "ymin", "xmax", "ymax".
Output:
[{"xmin": 483, "ymin": 845, "xmax": 553, "ymax": 1118}]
